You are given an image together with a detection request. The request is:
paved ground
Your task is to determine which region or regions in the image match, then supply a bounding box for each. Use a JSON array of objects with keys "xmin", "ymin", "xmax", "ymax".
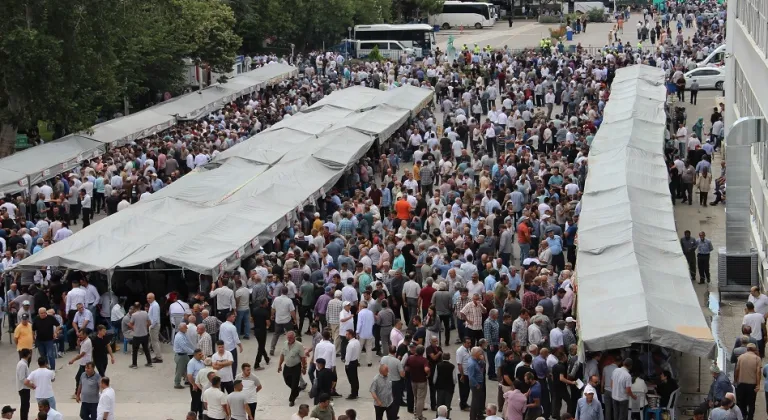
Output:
[{"xmin": 2, "ymin": 15, "xmax": 747, "ymax": 420}]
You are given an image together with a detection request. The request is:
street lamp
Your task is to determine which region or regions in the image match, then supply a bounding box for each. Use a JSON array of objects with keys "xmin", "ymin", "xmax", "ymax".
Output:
[
  {"xmin": 290, "ymin": 43, "xmax": 295, "ymax": 65},
  {"xmin": 347, "ymin": 26, "xmax": 352, "ymax": 59}
]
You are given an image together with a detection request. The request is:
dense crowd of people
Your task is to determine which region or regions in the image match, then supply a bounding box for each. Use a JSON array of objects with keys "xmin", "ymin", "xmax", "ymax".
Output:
[{"xmin": 0, "ymin": 0, "xmax": 738, "ymax": 419}]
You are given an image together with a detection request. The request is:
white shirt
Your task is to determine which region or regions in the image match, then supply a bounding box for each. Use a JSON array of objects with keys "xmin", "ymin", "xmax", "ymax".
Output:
[
  {"xmin": 27, "ymin": 368, "xmax": 56, "ymax": 399},
  {"xmin": 345, "ymin": 338, "xmax": 361, "ymax": 364},
  {"xmin": 212, "ymin": 350, "xmax": 235, "ymax": 382},
  {"xmin": 314, "ymin": 340, "xmax": 336, "ymax": 369},
  {"xmin": 65, "ymin": 287, "xmax": 87, "ymax": 312},
  {"xmin": 748, "ymin": 294, "xmax": 768, "ymax": 315},
  {"xmin": 549, "ymin": 327, "xmax": 564, "ymax": 348},
  {"xmin": 45, "ymin": 408, "xmax": 63, "ymax": 420},
  {"xmin": 339, "ymin": 309, "xmax": 354, "ymax": 336},
  {"xmin": 527, "ymin": 323, "xmax": 543, "ymax": 345},
  {"xmin": 203, "ymin": 387, "xmax": 228, "ymax": 418},
  {"xmin": 218, "ymin": 321, "xmax": 241, "ymax": 352},
  {"xmin": 97, "ymin": 387, "xmax": 116, "ymax": 420},
  {"xmin": 743, "ymin": 312, "xmax": 764, "ymax": 340}
]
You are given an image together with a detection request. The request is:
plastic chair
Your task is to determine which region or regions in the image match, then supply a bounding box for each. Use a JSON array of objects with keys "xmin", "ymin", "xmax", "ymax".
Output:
[
  {"xmin": 665, "ymin": 389, "xmax": 680, "ymax": 420},
  {"xmin": 645, "ymin": 407, "xmax": 663, "ymax": 420}
]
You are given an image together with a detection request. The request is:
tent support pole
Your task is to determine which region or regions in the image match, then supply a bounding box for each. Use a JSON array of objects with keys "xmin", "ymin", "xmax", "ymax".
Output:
[{"xmin": 697, "ymin": 357, "xmax": 701, "ymax": 393}]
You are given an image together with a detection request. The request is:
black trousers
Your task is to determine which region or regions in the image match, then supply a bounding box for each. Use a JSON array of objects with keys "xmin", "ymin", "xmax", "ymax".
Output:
[
  {"xmin": 436, "ymin": 388, "xmax": 454, "ymax": 413},
  {"xmin": 94, "ymin": 191, "xmax": 104, "ymax": 214},
  {"xmin": 690, "ymin": 90, "xmax": 698, "ymax": 105},
  {"xmin": 282, "ymin": 364, "xmax": 302, "ymax": 403},
  {"xmin": 132, "ymin": 335, "xmax": 152, "ymax": 365},
  {"xmin": 539, "ymin": 378, "xmax": 552, "ymax": 418},
  {"xmin": 254, "ymin": 328, "xmax": 270, "ymax": 367},
  {"xmin": 346, "ymin": 360, "xmax": 359, "ymax": 396},
  {"xmin": 392, "ymin": 379, "xmax": 404, "ymax": 408},
  {"xmin": 189, "ymin": 384, "xmax": 202, "ymax": 418},
  {"xmin": 70, "ymin": 204, "xmax": 81, "ymax": 223},
  {"xmin": 74, "ymin": 365, "xmax": 86, "ymax": 392},
  {"xmin": 736, "ymin": 383, "xmax": 757, "ymax": 420},
  {"xmin": 19, "ymin": 388, "xmax": 30, "ymax": 420},
  {"xmin": 82, "ymin": 207, "xmax": 91, "ymax": 227},
  {"xmin": 298, "ymin": 304, "xmax": 312, "ymax": 332},
  {"xmin": 220, "ymin": 381, "xmax": 234, "ymax": 394},
  {"xmin": 94, "ymin": 357, "xmax": 107, "ymax": 378},
  {"xmin": 470, "ymin": 384, "xmax": 486, "ymax": 420},
  {"xmin": 684, "ymin": 251, "xmax": 696, "ymax": 280},
  {"xmin": 697, "ymin": 253, "xmax": 711, "ymax": 282},
  {"xmin": 375, "ymin": 403, "xmax": 399, "ymax": 420},
  {"xmin": 439, "ymin": 314, "xmax": 451, "ymax": 345},
  {"xmin": 458, "ymin": 374, "xmax": 470, "ymax": 409},
  {"xmin": 428, "ymin": 369, "xmax": 437, "ymax": 410}
]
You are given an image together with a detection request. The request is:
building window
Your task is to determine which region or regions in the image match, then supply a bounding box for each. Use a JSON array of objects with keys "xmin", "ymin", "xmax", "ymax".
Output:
[{"xmin": 736, "ymin": 0, "xmax": 768, "ymax": 57}]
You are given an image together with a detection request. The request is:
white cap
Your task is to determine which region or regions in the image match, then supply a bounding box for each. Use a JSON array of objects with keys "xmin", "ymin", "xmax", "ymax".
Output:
[
  {"xmin": 342, "ymin": 301, "xmax": 351, "ymax": 307},
  {"xmin": 566, "ymin": 316, "xmax": 576, "ymax": 323}
]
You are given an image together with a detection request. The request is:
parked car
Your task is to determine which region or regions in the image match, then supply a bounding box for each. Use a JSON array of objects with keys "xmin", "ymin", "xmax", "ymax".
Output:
[{"xmin": 685, "ymin": 67, "xmax": 725, "ymax": 90}]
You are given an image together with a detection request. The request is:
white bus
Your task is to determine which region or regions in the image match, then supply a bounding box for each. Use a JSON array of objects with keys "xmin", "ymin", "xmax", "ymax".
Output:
[
  {"xmin": 353, "ymin": 24, "xmax": 436, "ymax": 58},
  {"xmin": 429, "ymin": 1, "xmax": 497, "ymax": 30}
]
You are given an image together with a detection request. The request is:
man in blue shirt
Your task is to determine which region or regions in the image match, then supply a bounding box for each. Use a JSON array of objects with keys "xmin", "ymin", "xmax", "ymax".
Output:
[
  {"xmin": 546, "ymin": 229, "xmax": 565, "ymax": 272},
  {"xmin": 467, "ymin": 346, "xmax": 485, "ymax": 420},
  {"xmin": 173, "ymin": 323, "xmax": 196, "ymax": 389},
  {"xmin": 186, "ymin": 349, "xmax": 205, "ymax": 418},
  {"xmin": 564, "ymin": 216, "xmax": 578, "ymax": 267}
]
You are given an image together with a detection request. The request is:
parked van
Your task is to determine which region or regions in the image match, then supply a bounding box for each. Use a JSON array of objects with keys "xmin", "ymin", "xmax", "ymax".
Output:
[
  {"xmin": 697, "ymin": 45, "xmax": 726, "ymax": 68},
  {"xmin": 356, "ymin": 40, "xmax": 415, "ymax": 60}
]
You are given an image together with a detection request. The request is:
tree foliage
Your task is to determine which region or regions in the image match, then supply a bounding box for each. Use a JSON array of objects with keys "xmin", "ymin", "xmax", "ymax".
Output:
[
  {"xmin": 228, "ymin": 0, "xmax": 393, "ymax": 53},
  {"xmin": 0, "ymin": 0, "xmax": 241, "ymax": 157}
]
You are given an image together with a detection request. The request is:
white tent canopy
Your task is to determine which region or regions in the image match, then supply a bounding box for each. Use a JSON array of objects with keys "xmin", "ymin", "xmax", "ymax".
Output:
[
  {"xmin": 86, "ymin": 63, "xmax": 298, "ymax": 145},
  {"xmin": 576, "ymin": 65, "xmax": 715, "ymax": 358},
  {"xmin": 18, "ymin": 85, "xmax": 430, "ymax": 276},
  {"xmin": 0, "ymin": 135, "xmax": 106, "ymax": 188},
  {"xmin": 0, "ymin": 64, "xmax": 298, "ymax": 197}
]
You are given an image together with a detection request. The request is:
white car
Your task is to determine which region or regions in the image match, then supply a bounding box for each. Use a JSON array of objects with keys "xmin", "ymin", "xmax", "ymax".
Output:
[{"xmin": 684, "ymin": 67, "xmax": 725, "ymax": 90}]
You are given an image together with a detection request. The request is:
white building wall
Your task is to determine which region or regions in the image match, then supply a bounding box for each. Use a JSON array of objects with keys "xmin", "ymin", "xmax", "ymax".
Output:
[{"xmin": 725, "ymin": 0, "xmax": 768, "ymax": 281}]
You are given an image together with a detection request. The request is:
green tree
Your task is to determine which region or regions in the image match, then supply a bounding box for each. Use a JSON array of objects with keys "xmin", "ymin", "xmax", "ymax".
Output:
[
  {"xmin": 393, "ymin": 0, "xmax": 444, "ymax": 21},
  {"xmin": 0, "ymin": 0, "xmax": 242, "ymax": 158}
]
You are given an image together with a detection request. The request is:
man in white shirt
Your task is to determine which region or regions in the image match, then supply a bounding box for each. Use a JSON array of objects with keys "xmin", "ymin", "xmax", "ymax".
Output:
[
  {"xmin": 210, "ymin": 279, "xmax": 236, "ymax": 321},
  {"xmin": 344, "ymin": 329, "xmax": 361, "ymax": 399},
  {"xmin": 96, "ymin": 377, "xmax": 116, "ymax": 420},
  {"xmin": 747, "ymin": 288, "xmax": 768, "ymax": 322},
  {"xmin": 37, "ymin": 400, "xmax": 63, "ymax": 420},
  {"xmin": 25, "ymin": 353, "xmax": 57, "ymax": 409},
  {"xmin": 338, "ymin": 302, "xmax": 354, "ymax": 361},
  {"xmin": 212, "ymin": 341, "xmax": 235, "ymax": 393},
  {"xmin": 314, "ymin": 330, "xmax": 336, "ymax": 371},
  {"xmin": 743, "ymin": 302, "xmax": 764, "ymax": 351},
  {"xmin": 203, "ymin": 376, "xmax": 228, "ymax": 420},
  {"xmin": 270, "ymin": 286, "xmax": 297, "ymax": 355},
  {"xmin": 219, "ymin": 312, "xmax": 243, "ymax": 379}
]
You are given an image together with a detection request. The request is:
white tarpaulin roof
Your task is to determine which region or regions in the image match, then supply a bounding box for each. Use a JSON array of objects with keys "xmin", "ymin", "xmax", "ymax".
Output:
[
  {"xmin": 19, "ymin": 85, "xmax": 429, "ymax": 275},
  {"xmin": 86, "ymin": 63, "xmax": 298, "ymax": 146},
  {"xmin": 0, "ymin": 167, "xmax": 27, "ymax": 196},
  {"xmin": 0, "ymin": 135, "xmax": 106, "ymax": 187},
  {"xmin": 576, "ymin": 65, "xmax": 715, "ymax": 358},
  {"xmin": 309, "ymin": 86, "xmax": 388, "ymax": 111}
]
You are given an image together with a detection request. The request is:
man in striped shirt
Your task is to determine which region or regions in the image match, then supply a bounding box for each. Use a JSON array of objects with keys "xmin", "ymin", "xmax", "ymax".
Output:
[{"xmin": 326, "ymin": 291, "xmax": 344, "ymax": 355}]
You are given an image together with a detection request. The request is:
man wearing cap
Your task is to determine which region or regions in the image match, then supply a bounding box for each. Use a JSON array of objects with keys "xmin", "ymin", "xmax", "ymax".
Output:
[
  {"xmin": 734, "ymin": 343, "xmax": 761, "ymax": 420},
  {"xmin": 14, "ymin": 313, "xmax": 33, "ymax": 357},
  {"xmin": 16, "ymin": 349, "xmax": 32, "ymax": 420},
  {"xmin": 1, "ymin": 406, "xmax": 16, "ymax": 420},
  {"xmin": 576, "ymin": 385, "xmax": 604, "ymax": 420}
]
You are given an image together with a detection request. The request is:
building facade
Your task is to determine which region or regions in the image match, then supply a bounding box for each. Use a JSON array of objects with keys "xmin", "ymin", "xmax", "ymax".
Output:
[{"xmin": 725, "ymin": 0, "xmax": 768, "ymax": 279}]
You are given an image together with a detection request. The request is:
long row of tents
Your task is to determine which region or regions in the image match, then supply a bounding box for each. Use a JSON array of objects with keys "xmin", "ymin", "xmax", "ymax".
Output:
[
  {"xmin": 576, "ymin": 65, "xmax": 716, "ymax": 359},
  {"xmin": 0, "ymin": 63, "xmax": 299, "ymax": 197},
  {"xmin": 15, "ymin": 84, "xmax": 434, "ymax": 278}
]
